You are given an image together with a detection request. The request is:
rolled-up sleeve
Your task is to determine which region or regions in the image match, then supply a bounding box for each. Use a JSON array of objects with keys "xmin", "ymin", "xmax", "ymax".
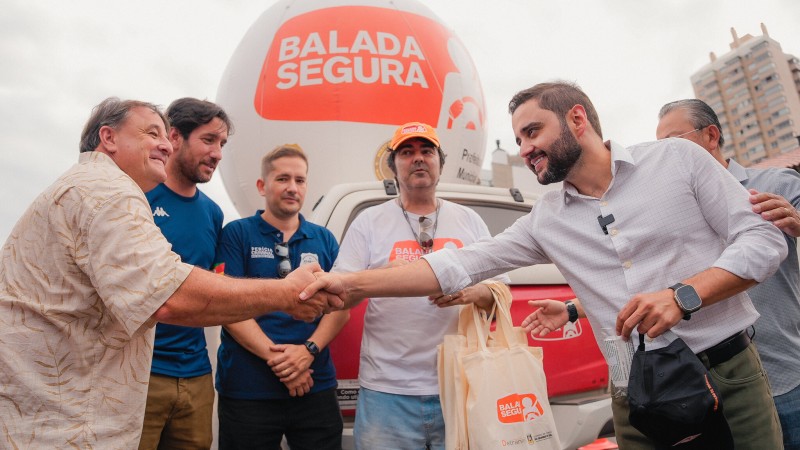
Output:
[
  {"xmin": 84, "ymin": 189, "xmax": 192, "ymax": 336},
  {"xmin": 424, "ymin": 211, "xmax": 548, "ymax": 294}
]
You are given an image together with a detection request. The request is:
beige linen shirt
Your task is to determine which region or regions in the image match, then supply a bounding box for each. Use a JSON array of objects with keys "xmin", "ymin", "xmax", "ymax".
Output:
[{"xmin": 0, "ymin": 151, "xmax": 192, "ymax": 449}]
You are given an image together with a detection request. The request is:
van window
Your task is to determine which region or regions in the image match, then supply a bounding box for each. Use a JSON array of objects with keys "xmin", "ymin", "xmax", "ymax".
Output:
[
  {"xmin": 455, "ymin": 202, "xmax": 529, "ymax": 236},
  {"xmin": 342, "ymin": 198, "xmax": 530, "ymax": 238}
]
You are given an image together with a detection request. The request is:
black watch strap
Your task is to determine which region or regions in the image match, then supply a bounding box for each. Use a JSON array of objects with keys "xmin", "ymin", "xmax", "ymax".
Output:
[
  {"xmin": 304, "ymin": 340, "xmax": 320, "ymax": 357},
  {"xmin": 669, "ymin": 282, "xmax": 701, "ymax": 320},
  {"xmin": 565, "ymin": 300, "xmax": 578, "ymax": 323}
]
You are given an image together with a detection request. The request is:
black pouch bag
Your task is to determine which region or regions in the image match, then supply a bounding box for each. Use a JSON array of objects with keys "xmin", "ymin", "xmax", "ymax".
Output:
[{"xmin": 628, "ymin": 333, "xmax": 733, "ymax": 449}]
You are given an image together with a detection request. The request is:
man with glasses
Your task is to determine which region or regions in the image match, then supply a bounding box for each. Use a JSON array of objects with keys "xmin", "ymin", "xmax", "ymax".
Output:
[
  {"xmin": 213, "ymin": 144, "xmax": 347, "ymax": 449},
  {"xmin": 658, "ymin": 98, "xmax": 800, "ymax": 449},
  {"xmin": 331, "ymin": 122, "xmax": 503, "ymax": 450}
]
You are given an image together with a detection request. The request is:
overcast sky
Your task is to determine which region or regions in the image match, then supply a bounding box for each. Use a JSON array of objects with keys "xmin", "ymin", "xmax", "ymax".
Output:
[{"xmin": 2, "ymin": 0, "xmax": 799, "ymax": 241}]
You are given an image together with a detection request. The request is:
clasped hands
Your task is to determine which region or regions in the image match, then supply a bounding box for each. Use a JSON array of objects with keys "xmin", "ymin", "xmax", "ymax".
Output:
[{"xmin": 267, "ymin": 343, "xmax": 315, "ymax": 397}]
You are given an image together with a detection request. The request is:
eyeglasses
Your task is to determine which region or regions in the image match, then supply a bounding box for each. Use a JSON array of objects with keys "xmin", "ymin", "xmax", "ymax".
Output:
[
  {"xmin": 418, "ymin": 216, "xmax": 434, "ymax": 252},
  {"xmin": 274, "ymin": 242, "xmax": 291, "ymax": 278},
  {"xmin": 673, "ymin": 126, "xmax": 708, "ymax": 139}
]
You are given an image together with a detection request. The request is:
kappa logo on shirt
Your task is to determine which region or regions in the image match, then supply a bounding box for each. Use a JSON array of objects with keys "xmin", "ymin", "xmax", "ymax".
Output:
[
  {"xmin": 152, "ymin": 206, "xmax": 169, "ymax": 217},
  {"xmin": 251, "ymin": 247, "xmax": 275, "ymax": 259}
]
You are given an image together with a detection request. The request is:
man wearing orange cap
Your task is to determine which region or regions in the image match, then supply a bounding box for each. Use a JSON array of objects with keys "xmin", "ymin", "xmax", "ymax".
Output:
[{"xmin": 331, "ymin": 122, "xmax": 505, "ymax": 449}]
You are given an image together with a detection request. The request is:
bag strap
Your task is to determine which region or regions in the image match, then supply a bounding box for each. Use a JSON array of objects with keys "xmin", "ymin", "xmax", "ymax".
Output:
[
  {"xmin": 472, "ymin": 303, "xmax": 492, "ymax": 351},
  {"xmin": 488, "ymin": 282, "xmax": 517, "ymax": 347},
  {"xmin": 637, "ymin": 330, "xmax": 679, "ymax": 352},
  {"xmin": 472, "ymin": 280, "xmax": 519, "ymax": 350},
  {"xmin": 458, "ymin": 297, "xmax": 494, "ymax": 348},
  {"xmin": 458, "ymin": 295, "xmax": 495, "ymax": 334}
]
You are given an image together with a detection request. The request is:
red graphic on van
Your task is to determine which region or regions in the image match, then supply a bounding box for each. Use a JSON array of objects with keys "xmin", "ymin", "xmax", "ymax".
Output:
[{"xmin": 529, "ymin": 320, "xmax": 583, "ymax": 341}]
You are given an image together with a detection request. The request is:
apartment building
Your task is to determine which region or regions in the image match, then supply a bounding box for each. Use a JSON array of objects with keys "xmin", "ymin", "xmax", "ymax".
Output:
[{"xmin": 691, "ymin": 23, "xmax": 800, "ymax": 166}]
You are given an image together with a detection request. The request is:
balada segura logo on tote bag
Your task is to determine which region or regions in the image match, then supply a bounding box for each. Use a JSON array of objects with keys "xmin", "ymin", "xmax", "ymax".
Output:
[
  {"xmin": 442, "ymin": 282, "xmax": 561, "ymax": 449},
  {"xmin": 497, "ymin": 392, "xmax": 556, "ymax": 445}
]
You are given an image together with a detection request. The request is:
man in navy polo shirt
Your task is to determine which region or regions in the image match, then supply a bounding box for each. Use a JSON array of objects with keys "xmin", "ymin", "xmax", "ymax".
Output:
[
  {"xmin": 213, "ymin": 144, "xmax": 348, "ymax": 450},
  {"xmin": 141, "ymin": 98, "xmax": 232, "ymax": 449}
]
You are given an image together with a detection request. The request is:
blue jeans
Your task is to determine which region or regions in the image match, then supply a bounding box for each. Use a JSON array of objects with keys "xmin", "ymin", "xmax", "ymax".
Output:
[
  {"xmin": 354, "ymin": 387, "xmax": 444, "ymax": 450},
  {"xmin": 775, "ymin": 383, "xmax": 800, "ymax": 450}
]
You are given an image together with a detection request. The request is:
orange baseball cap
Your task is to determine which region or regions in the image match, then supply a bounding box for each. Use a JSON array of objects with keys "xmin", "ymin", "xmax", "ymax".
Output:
[{"xmin": 389, "ymin": 122, "xmax": 441, "ymax": 150}]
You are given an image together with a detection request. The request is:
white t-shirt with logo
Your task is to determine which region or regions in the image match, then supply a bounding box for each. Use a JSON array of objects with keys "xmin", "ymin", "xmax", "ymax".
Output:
[{"xmin": 332, "ymin": 199, "xmax": 498, "ymax": 395}]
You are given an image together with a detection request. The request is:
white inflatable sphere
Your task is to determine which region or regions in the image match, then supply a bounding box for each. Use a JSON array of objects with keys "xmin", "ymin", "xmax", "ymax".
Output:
[{"xmin": 216, "ymin": 0, "xmax": 487, "ymax": 217}]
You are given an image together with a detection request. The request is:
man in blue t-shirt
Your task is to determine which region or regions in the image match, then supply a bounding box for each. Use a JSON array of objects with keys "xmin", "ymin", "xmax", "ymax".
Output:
[
  {"xmin": 141, "ymin": 98, "xmax": 232, "ymax": 450},
  {"xmin": 214, "ymin": 144, "xmax": 348, "ymax": 450}
]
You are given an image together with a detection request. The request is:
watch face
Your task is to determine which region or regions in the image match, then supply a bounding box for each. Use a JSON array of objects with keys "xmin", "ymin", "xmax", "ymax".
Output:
[
  {"xmin": 675, "ymin": 285, "xmax": 702, "ymax": 312},
  {"xmin": 305, "ymin": 341, "xmax": 320, "ymax": 355}
]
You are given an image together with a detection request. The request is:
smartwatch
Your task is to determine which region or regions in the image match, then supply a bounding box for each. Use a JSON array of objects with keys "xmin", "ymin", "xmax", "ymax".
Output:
[
  {"xmin": 565, "ymin": 300, "xmax": 579, "ymax": 324},
  {"xmin": 304, "ymin": 340, "xmax": 320, "ymax": 358},
  {"xmin": 669, "ymin": 283, "xmax": 702, "ymax": 320}
]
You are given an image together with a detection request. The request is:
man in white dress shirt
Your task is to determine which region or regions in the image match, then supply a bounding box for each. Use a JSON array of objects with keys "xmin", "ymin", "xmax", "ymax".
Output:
[{"xmin": 302, "ymin": 81, "xmax": 787, "ymax": 448}]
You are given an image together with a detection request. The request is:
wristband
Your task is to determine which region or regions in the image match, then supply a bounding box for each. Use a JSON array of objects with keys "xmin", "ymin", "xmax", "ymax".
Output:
[
  {"xmin": 565, "ymin": 300, "xmax": 579, "ymax": 323},
  {"xmin": 304, "ymin": 340, "xmax": 320, "ymax": 357}
]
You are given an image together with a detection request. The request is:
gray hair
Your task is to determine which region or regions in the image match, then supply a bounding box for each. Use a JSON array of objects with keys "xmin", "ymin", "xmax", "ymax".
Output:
[
  {"xmin": 79, "ymin": 97, "xmax": 167, "ymax": 153},
  {"xmin": 658, "ymin": 99, "xmax": 725, "ymax": 149}
]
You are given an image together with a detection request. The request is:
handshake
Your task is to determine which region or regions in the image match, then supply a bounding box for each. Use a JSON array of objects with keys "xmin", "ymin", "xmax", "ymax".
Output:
[
  {"xmin": 281, "ymin": 263, "xmax": 350, "ymax": 322},
  {"xmin": 281, "ymin": 257, "xmax": 442, "ymax": 322}
]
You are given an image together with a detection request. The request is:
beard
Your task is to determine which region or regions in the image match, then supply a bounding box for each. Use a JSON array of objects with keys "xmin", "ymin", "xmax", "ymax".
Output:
[
  {"xmin": 534, "ymin": 123, "xmax": 582, "ymax": 185},
  {"xmin": 175, "ymin": 145, "xmax": 214, "ymax": 185}
]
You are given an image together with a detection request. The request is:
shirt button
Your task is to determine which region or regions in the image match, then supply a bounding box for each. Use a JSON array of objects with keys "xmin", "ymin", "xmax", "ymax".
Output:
[
  {"xmin": 623, "ymin": 261, "xmax": 632, "ymax": 269},
  {"xmin": 600, "ymin": 201, "xmax": 608, "ymax": 207},
  {"xmin": 610, "ymin": 229, "xmax": 618, "ymax": 236}
]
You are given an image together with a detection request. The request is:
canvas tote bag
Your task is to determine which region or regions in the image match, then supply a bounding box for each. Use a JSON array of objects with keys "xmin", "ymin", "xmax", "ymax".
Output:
[
  {"xmin": 438, "ymin": 281, "xmax": 561, "ymax": 450},
  {"xmin": 438, "ymin": 291, "xmax": 493, "ymax": 449}
]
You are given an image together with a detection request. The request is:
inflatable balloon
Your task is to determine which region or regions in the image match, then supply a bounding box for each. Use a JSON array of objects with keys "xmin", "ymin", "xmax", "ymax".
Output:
[{"xmin": 216, "ymin": 0, "xmax": 487, "ymax": 216}]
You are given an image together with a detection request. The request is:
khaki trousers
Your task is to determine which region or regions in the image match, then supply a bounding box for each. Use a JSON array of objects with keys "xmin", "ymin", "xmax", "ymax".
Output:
[{"xmin": 138, "ymin": 372, "xmax": 215, "ymax": 450}]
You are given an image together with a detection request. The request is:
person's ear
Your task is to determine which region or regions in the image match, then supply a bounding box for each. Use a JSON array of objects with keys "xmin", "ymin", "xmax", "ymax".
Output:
[
  {"xmin": 568, "ymin": 105, "xmax": 588, "ymax": 137},
  {"xmin": 256, "ymin": 178, "xmax": 267, "ymax": 197},
  {"xmin": 98, "ymin": 125, "xmax": 117, "ymax": 154},
  {"xmin": 168, "ymin": 127, "xmax": 183, "ymax": 152},
  {"xmin": 705, "ymin": 125, "xmax": 722, "ymax": 152}
]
